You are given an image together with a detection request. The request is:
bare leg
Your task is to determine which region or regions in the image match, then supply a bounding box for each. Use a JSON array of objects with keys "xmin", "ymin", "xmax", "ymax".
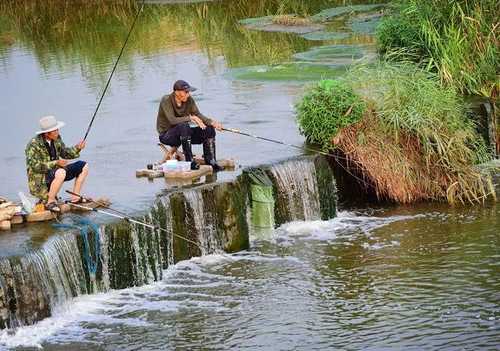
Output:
[
  {"xmin": 47, "ymin": 169, "xmax": 66, "ymax": 204},
  {"xmin": 71, "ymin": 164, "xmax": 89, "ymax": 202}
]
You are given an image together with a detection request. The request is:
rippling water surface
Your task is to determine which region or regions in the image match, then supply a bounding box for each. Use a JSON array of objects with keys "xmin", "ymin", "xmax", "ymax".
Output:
[{"xmin": 2, "ymin": 203, "xmax": 498, "ymax": 350}]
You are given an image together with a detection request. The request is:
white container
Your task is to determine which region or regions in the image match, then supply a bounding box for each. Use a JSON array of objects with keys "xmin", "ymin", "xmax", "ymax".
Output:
[
  {"xmin": 178, "ymin": 161, "xmax": 191, "ymax": 172},
  {"xmin": 163, "ymin": 160, "xmax": 178, "ymax": 172}
]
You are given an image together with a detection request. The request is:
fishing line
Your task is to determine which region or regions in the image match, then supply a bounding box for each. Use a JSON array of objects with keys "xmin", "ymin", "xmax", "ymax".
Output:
[
  {"xmin": 222, "ymin": 127, "xmax": 373, "ymax": 188},
  {"xmin": 83, "ymin": 0, "xmax": 146, "ymax": 141},
  {"xmin": 65, "ymin": 191, "xmax": 203, "ymax": 251}
]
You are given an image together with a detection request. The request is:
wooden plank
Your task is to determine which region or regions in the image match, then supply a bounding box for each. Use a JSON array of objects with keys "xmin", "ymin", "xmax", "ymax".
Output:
[
  {"xmin": 26, "ymin": 211, "xmax": 55, "ymax": 222},
  {"xmin": 11, "ymin": 215, "xmax": 24, "ymax": 225},
  {"xmin": 137, "ymin": 159, "xmax": 235, "ymax": 180},
  {"xmin": 136, "ymin": 169, "xmax": 164, "ymax": 178},
  {"xmin": 164, "ymin": 165, "xmax": 213, "ymax": 179},
  {"xmin": 0, "ymin": 221, "xmax": 11, "ymax": 231},
  {"xmin": 193, "ymin": 157, "xmax": 236, "ymax": 169}
]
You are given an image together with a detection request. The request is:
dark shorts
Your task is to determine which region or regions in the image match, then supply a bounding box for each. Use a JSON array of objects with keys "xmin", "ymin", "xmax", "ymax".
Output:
[
  {"xmin": 46, "ymin": 161, "xmax": 87, "ymax": 188},
  {"xmin": 159, "ymin": 123, "xmax": 216, "ymax": 147}
]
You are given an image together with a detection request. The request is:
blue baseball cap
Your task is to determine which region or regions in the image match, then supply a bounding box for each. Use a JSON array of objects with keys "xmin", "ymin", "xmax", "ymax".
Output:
[{"xmin": 173, "ymin": 80, "xmax": 197, "ymax": 92}]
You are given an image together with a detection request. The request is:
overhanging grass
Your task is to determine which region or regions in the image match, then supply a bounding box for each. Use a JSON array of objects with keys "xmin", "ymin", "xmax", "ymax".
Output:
[
  {"xmin": 376, "ymin": 0, "xmax": 499, "ymax": 98},
  {"xmin": 296, "ymin": 64, "xmax": 494, "ymax": 204}
]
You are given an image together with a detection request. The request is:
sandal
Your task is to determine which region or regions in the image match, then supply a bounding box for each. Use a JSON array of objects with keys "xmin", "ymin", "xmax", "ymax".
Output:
[{"xmin": 45, "ymin": 201, "xmax": 61, "ymax": 213}]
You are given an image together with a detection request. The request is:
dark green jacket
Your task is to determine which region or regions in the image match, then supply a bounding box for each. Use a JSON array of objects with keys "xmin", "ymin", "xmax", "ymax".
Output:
[
  {"xmin": 156, "ymin": 93, "xmax": 212, "ymax": 134},
  {"xmin": 25, "ymin": 135, "xmax": 80, "ymax": 201}
]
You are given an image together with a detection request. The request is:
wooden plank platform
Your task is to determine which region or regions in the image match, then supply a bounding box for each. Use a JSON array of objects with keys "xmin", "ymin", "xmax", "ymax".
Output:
[
  {"xmin": 0, "ymin": 198, "xmax": 111, "ymax": 226},
  {"xmin": 164, "ymin": 165, "xmax": 213, "ymax": 179},
  {"xmin": 136, "ymin": 159, "xmax": 235, "ymax": 180},
  {"xmin": 26, "ymin": 200, "xmax": 109, "ymax": 223},
  {"xmin": 136, "ymin": 169, "xmax": 164, "ymax": 179},
  {"xmin": 193, "ymin": 157, "xmax": 236, "ymax": 169}
]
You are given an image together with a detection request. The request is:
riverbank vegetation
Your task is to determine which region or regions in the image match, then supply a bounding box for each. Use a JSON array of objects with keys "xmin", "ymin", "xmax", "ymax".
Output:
[
  {"xmin": 376, "ymin": 0, "xmax": 499, "ymax": 99},
  {"xmin": 297, "ymin": 65, "xmax": 493, "ymax": 204}
]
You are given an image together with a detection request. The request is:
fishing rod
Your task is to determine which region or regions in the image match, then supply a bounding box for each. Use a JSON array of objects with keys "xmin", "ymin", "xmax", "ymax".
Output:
[
  {"xmin": 65, "ymin": 190, "xmax": 202, "ymax": 250},
  {"xmin": 83, "ymin": 0, "xmax": 146, "ymax": 141},
  {"xmin": 222, "ymin": 127, "xmax": 372, "ymax": 187}
]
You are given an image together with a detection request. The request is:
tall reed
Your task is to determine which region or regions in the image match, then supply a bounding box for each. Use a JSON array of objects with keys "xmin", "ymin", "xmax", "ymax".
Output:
[{"xmin": 377, "ymin": 0, "xmax": 499, "ymax": 99}]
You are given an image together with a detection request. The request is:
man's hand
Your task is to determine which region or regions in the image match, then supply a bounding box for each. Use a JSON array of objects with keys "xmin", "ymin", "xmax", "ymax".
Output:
[
  {"xmin": 57, "ymin": 159, "xmax": 68, "ymax": 167},
  {"xmin": 76, "ymin": 140, "xmax": 86, "ymax": 151},
  {"xmin": 190, "ymin": 115, "xmax": 206, "ymax": 130},
  {"xmin": 211, "ymin": 120, "xmax": 223, "ymax": 131}
]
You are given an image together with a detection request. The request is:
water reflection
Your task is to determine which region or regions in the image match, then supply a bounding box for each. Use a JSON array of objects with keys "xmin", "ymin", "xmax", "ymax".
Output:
[{"xmin": 1, "ymin": 0, "xmax": 384, "ymax": 250}]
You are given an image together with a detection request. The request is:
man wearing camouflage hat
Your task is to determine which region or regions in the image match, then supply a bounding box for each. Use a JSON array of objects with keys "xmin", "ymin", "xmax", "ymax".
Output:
[{"xmin": 25, "ymin": 115, "xmax": 89, "ymax": 212}]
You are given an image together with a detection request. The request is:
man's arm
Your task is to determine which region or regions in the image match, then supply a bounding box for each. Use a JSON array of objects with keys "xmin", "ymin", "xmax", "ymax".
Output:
[
  {"xmin": 58, "ymin": 137, "xmax": 81, "ymax": 159},
  {"xmin": 190, "ymin": 99, "xmax": 212, "ymax": 126}
]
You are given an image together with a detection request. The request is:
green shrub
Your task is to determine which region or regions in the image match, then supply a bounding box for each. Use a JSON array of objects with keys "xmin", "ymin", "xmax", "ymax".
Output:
[
  {"xmin": 296, "ymin": 79, "xmax": 366, "ymax": 150},
  {"xmin": 376, "ymin": 9, "xmax": 421, "ymax": 56}
]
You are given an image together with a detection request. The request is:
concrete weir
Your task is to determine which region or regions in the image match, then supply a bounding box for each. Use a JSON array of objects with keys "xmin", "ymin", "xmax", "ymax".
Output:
[{"xmin": 0, "ymin": 155, "xmax": 337, "ymax": 329}]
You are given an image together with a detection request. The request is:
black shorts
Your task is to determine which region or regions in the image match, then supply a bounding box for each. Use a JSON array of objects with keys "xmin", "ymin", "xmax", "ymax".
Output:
[{"xmin": 46, "ymin": 161, "xmax": 87, "ymax": 188}]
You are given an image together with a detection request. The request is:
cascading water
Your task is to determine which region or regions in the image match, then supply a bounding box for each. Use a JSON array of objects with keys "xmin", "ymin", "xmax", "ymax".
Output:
[
  {"xmin": 0, "ymin": 155, "xmax": 336, "ymax": 330},
  {"xmin": 183, "ymin": 190, "xmax": 222, "ymax": 255},
  {"xmin": 267, "ymin": 157, "xmax": 323, "ymax": 222},
  {"xmin": 0, "ymin": 233, "xmax": 89, "ymax": 329}
]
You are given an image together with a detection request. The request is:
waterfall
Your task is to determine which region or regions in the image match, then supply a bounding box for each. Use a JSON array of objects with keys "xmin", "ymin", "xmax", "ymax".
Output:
[
  {"xmin": 267, "ymin": 157, "xmax": 322, "ymax": 222},
  {"xmin": 183, "ymin": 189, "xmax": 223, "ymax": 255},
  {"xmin": 0, "ymin": 233, "xmax": 88, "ymax": 328},
  {"xmin": 0, "ymin": 155, "xmax": 336, "ymax": 329}
]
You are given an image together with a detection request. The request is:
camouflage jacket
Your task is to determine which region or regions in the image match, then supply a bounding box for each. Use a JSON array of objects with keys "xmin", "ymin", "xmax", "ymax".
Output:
[{"xmin": 25, "ymin": 135, "xmax": 80, "ymax": 201}]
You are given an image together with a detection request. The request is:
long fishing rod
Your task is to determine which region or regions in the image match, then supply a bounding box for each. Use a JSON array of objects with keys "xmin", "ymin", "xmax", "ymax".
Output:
[
  {"xmin": 83, "ymin": 0, "xmax": 146, "ymax": 141},
  {"xmin": 65, "ymin": 190, "xmax": 202, "ymax": 250},
  {"xmin": 222, "ymin": 127, "xmax": 372, "ymax": 187}
]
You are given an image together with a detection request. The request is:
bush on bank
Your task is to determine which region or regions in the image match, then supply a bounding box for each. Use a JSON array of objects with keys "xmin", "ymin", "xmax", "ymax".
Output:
[
  {"xmin": 296, "ymin": 79, "xmax": 366, "ymax": 150},
  {"xmin": 296, "ymin": 64, "xmax": 493, "ymax": 204},
  {"xmin": 376, "ymin": 0, "xmax": 499, "ymax": 98}
]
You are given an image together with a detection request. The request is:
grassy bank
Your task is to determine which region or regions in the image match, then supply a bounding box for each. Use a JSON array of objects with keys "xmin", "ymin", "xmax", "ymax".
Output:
[
  {"xmin": 296, "ymin": 65, "xmax": 493, "ymax": 204},
  {"xmin": 376, "ymin": 0, "xmax": 499, "ymax": 99}
]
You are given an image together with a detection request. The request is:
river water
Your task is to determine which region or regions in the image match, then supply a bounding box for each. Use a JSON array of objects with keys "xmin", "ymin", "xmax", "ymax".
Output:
[
  {"xmin": 0, "ymin": 0, "xmax": 499, "ymax": 350},
  {"xmin": 1, "ymin": 203, "xmax": 499, "ymax": 350}
]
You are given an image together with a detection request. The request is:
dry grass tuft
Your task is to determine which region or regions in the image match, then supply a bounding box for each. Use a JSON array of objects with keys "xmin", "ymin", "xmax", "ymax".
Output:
[
  {"xmin": 272, "ymin": 15, "xmax": 311, "ymax": 26},
  {"xmin": 333, "ymin": 109, "xmax": 494, "ymax": 204}
]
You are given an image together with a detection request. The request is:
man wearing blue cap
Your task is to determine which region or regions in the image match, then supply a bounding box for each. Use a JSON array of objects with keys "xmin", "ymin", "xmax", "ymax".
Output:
[{"xmin": 156, "ymin": 80, "xmax": 223, "ymax": 171}]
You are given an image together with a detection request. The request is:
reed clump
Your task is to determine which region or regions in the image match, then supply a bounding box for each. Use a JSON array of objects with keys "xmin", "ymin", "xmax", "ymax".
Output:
[
  {"xmin": 297, "ymin": 64, "xmax": 493, "ymax": 204},
  {"xmin": 376, "ymin": 0, "xmax": 499, "ymax": 99}
]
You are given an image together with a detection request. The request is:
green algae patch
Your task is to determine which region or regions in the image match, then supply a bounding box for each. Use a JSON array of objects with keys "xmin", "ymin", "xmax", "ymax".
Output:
[
  {"xmin": 210, "ymin": 181, "xmax": 250, "ymax": 252},
  {"xmin": 314, "ymin": 156, "xmax": 337, "ymax": 220},
  {"xmin": 300, "ymin": 31, "xmax": 350, "ymax": 41},
  {"xmin": 349, "ymin": 13, "xmax": 384, "ymax": 34},
  {"xmin": 293, "ymin": 45, "xmax": 365, "ymax": 65},
  {"xmin": 311, "ymin": 4, "xmax": 385, "ymax": 22},
  {"xmin": 170, "ymin": 193, "xmax": 201, "ymax": 263},
  {"xmin": 106, "ymin": 222, "xmax": 138, "ymax": 290},
  {"xmin": 229, "ymin": 62, "xmax": 346, "ymax": 82}
]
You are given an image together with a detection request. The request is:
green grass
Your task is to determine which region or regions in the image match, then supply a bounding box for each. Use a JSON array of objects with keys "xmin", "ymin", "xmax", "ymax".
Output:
[
  {"xmin": 376, "ymin": 0, "xmax": 499, "ymax": 98},
  {"xmin": 296, "ymin": 63, "xmax": 493, "ymax": 204},
  {"xmin": 296, "ymin": 79, "xmax": 366, "ymax": 150},
  {"xmin": 347, "ymin": 64, "xmax": 490, "ymax": 163}
]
